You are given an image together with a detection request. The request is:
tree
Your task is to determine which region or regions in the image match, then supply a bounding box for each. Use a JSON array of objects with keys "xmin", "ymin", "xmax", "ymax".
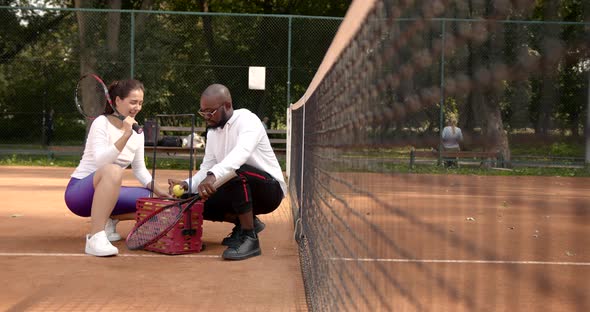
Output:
[
  {"xmin": 0, "ymin": 2, "xmax": 69, "ymax": 65},
  {"xmin": 535, "ymin": 0, "xmax": 561, "ymax": 135}
]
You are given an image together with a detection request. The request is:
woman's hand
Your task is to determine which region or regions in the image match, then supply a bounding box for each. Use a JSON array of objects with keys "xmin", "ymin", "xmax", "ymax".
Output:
[
  {"xmin": 153, "ymin": 184, "xmax": 173, "ymax": 199},
  {"xmin": 122, "ymin": 116, "xmax": 137, "ymax": 134}
]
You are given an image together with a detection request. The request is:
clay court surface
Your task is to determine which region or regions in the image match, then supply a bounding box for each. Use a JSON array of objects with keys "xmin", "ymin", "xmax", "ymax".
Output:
[
  {"xmin": 309, "ymin": 172, "xmax": 590, "ymax": 311},
  {"xmin": 1, "ymin": 166, "xmax": 590, "ymax": 311},
  {"xmin": 0, "ymin": 166, "xmax": 306, "ymax": 312}
]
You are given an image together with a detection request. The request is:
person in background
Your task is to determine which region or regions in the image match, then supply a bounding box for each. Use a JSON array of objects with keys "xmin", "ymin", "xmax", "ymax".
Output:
[
  {"xmin": 64, "ymin": 79, "xmax": 170, "ymax": 257},
  {"xmin": 168, "ymin": 84, "xmax": 286, "ymax": 261},
  {"xmin": 261, "ymin": 116, "xmax": 269, "ymax": 130},
  {"xmin": 441, "ymin": 114, "xmax": 463, "ymax": 167},
  {"xmin": 43, "ymin": 108, "xmax": 54, "ymax": 146}
]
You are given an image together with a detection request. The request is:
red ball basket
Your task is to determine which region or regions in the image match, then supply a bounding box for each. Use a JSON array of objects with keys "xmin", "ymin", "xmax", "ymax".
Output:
[{"xmin": 135, "ymin": 197, "xmax": 204, "ymax": 255}]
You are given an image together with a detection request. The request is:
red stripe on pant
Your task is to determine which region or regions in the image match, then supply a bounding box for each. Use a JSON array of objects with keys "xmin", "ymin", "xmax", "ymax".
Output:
[
  {"xmin": 241, "ymin": 171, "xmax": 266, "ymax": 180},
  {"xmin": 240, "ymin": 175, "xmax": 250, "ymax": 203}
]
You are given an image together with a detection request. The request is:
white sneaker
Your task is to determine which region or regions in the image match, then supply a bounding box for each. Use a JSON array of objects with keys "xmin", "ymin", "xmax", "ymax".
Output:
[
  {"xmin": 105, "ymin": 218, "xmax": 122, "ymax": 242},
  {"xmin": 85, "ymin": 231, "xmax": 119, "ymax": 256}
]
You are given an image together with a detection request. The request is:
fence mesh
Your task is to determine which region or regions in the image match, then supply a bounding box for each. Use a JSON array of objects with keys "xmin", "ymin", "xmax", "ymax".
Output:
[
  {"xmin": 288, "ymin": 0, "xmax": 590, "ymax": 311},
  {"xmin": 0, "ymin": 7, "xmax": 341, "ymax": 147}
]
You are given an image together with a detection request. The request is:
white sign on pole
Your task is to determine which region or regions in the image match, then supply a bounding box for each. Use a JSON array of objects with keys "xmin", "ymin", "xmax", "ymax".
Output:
[{"xmin": 248, "ymin": 66, "xmax": 266, "ymax": 90}]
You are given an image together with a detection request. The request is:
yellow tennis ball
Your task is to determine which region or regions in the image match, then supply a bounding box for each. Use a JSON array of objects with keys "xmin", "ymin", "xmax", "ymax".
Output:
[{"xmin": 172, "ymin": 184, "xmax": 184, "ymax": 197}]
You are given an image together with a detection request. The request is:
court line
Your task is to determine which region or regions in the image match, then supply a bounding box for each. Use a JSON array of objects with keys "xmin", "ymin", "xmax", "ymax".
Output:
[
  {"xmin": 328, "ymin": 257, "xmax": 590, "ymax": 266},
  {"xmin": 2, "ymin": 253, "xmax": 586, "ymax": 266},
  {"xmin": 0, "ymin": 252, "xmax": 220, "ymax": 258}
]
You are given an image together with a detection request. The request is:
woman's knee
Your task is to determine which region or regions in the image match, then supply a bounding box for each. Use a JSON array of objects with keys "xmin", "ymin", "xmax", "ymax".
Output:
[{"xmin": 94, "ymin": 164, "xmax": 124, "ymax": 185}]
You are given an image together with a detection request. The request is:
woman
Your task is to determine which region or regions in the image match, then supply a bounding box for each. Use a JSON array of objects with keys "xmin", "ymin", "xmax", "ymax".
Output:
[
  {"xmin": 441, "ymin": 115, "xmax": 463, "ymax": 167},
  {"xmin": 65, "ymin": 79, "xmax": 170, "ymax": 257}
]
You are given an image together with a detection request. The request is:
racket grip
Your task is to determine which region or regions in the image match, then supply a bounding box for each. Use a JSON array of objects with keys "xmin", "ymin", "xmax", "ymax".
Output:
[
  {"xmin": 115, "ymin": 115, "xmax": 142, "ymax": 134},
  {"xmin": 132, "ymin": 123, "xmax": 143, "ymax": 134}
]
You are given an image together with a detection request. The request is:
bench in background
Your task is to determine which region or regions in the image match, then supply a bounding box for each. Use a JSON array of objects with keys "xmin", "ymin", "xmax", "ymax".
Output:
[
  {"xmin": 144, "ymin": 126, "xmax": 287, "ymax": 168},
  {"xmin": 409, "ymin": 149, "xmax": 503, "ymax": 168},
  {"xmin": 266, "ymin": 129, "xmax": 287, "ymax": 153},
  {"xmin": 144, "ymin": 126, "xmax": 206, "ymax": 169}
]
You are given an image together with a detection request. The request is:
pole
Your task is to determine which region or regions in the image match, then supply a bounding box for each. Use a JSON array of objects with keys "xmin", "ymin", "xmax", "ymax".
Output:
[
  {"xmin": 439, "ymin": 20, "xmax": 446, "ymax": 166},
  {"xmin": 130, "ymin": 12, "xmax": 135, "ymax": 78},
  {"xmin": 287, "ymin": 16, "xmax": 293, "ymax": 106}
]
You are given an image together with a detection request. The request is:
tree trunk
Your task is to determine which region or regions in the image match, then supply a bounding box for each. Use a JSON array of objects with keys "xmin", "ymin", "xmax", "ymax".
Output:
[
  {"xmin": 134, "ymin": 0, "xmax": 155, "ymax": 39},
  {"xmin": 199, "ymin": 0, "xmax": 219, "ymax": 82},
  {"xmin": 506, "ymin": 2, "xmax": 533, "ymax": 132},
  {"xmin": 75, "ymin": 0, "xmax": 101, "ymax": 134},
  {"xmin": 486, "ymin": 2, "xmax": 511, "ymax": 167},
  {"xmin": 463, "ymin": 0, "xmax": 478, "ymax": 134},
  {"xmin": 106, "ymin": 0, "xmax": 122, "ymax": 61}
]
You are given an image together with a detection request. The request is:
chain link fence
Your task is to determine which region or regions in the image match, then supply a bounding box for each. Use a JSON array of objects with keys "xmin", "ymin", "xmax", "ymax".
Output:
[
  {"xmin": 380, "ymin": 18, "xmax": 590, "ymax": 166},
  {"xmin": 0, "ymin": 7, "xmax": 342, "ymax": 147},
  {"xmin": 1, "ymin": 7, "xmax": 589, "ymax": 166}
]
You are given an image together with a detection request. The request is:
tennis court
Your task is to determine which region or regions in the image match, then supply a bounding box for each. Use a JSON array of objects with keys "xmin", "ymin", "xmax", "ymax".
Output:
[
  {"xmin": 0, "ymin": 166, "xmax": 306, "ymax": 311},
  {"xmin": 296, "ymin": 171, "xmax": 590, "ymax": 310},
  {"xmin": 283, "ymin": 0, "xmax": 590, "ymax": 310},
  {"xmin": 1, "ymin": 166, "xmax": 589, "ymax": 311},
  {"xmin": 3, "ymin": 0, "xmax": 590, "ymax": 310}
]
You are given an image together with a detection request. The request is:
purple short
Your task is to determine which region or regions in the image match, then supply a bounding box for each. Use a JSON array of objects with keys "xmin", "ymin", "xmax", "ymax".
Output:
[{"xmin": 64, "ymin": 173, "xmax": 151, "ymax": 217}]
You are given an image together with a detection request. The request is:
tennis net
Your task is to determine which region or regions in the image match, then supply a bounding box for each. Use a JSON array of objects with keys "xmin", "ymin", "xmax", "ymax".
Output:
[{"xmin": 287, "ymin": 0, "xmax": 590, "ymax": 311}]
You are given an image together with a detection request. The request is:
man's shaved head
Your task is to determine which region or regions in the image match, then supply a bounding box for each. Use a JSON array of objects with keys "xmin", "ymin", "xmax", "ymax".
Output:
[
  {"xmin": 201, "ymin": 84, "xmax": 232, "ymax": 103},
  {"xmin": 200, "ymin": 84, "xmax": 234, "ymax": 129}
]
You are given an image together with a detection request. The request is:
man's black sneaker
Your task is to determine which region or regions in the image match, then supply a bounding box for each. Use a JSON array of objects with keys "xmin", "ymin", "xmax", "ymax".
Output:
[
  {"xmin": 222, "ymin": 234, "xmax": 261, "ymax": 260},
  {"xmin": 221, "ymin": 216, "xmax": 266, "ymax": 246}
]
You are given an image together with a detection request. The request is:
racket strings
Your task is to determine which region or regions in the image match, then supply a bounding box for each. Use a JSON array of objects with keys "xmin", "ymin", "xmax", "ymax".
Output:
[
  {"xmin": 126, "ymin": 195, "xmax": 202, "ymax": 249},
  {"xmin": 126, "ymin": 203, "xmax": 183, "ymax": 249},
  {"xmin": 76, "ymin": 76, "xmax": 109, "ymax": 118}
]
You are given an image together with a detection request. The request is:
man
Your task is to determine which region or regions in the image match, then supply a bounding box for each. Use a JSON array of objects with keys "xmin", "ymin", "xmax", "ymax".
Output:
[{"xmin": 168, "ymin": 84, "xmax": 286, "ymax": 260}]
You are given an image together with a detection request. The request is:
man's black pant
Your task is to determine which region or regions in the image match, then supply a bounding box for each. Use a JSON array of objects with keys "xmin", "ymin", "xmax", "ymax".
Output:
[{"xmin": 203, "ymin": 164, "xmax": 284, "ymax": 222}]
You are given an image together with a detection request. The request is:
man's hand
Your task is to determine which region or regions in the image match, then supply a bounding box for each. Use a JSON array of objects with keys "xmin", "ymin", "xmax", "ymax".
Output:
[
  {"xmin": 197, "ymin": 174, "xmax": 217, "ymax": 199},
  {"xmin": 168, "ymin": 179, "xmax": 188, "ymax": 196}
]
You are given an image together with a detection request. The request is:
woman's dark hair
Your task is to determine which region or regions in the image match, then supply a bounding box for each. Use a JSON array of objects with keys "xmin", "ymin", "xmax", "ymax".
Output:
[{"xmin": 104, "ymin": 79, "xmax": 145, "ymax": 114}]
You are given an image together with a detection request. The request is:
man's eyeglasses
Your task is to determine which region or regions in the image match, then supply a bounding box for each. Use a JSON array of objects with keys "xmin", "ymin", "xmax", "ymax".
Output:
[{"xmin": 198, "ymin": 108, "xmax": 219, "ymax": 118}]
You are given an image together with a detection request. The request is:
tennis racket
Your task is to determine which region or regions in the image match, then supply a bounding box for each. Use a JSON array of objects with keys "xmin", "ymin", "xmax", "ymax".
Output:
[
  {"xmin": 75, "ymin": 73, "xmax": 142, "ymax": 133},
  {"xmin": 126, "ymin": 170, "xmax": 238, "ymax": 250}
]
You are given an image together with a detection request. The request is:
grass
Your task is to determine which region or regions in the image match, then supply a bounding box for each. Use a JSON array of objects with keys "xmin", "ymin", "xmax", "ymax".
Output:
[
  {"xmin": 403, "ymin": 163, "xmax": 590, "ymax": 177},
  {"xmin": 0, "ymin": 153, "xmax": 288, "ymax": 172},
  {"xmin": 0, "ymin": 154, "xmax": 80, "ymax": 167},
  {"xmin": 0, "ymin": 140, "xmax": 587, "ymax": 178}
]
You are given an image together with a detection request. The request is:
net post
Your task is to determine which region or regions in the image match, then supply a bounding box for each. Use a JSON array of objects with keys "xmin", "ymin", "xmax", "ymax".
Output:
[
  {"xmin": 438, "ymin": 19, "xmax": 446, "ymax": 167},
  {"xmin": 586, "ymin": 68, "xmax": 590, "ymax": 165},
  {"xmin": 286, "ymin": 104, "xmax": 292, "ymax": 179},
  {"xmin": 130, "ymin": 11, "xmax": 135, "ymax": 79},
  {"xmin": 287, "ymin": 16, "xmax": 293, "ymax": 106}
]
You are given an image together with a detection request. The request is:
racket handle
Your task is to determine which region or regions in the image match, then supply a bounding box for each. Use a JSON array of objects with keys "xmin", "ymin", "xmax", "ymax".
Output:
[
  {"xmin": 132, "ymin": 123, "xmax": 143, "ymax": 134},
  {"xmin": 115, "ymin": 115, "xmax": 143, "ymax": 134}
]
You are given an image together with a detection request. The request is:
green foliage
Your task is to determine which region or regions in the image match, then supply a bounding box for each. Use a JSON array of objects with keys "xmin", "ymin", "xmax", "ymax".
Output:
[
  {"xmin": 443, "ymin": 97, "xmax": 458, "ymax": 123},
  {"xmin": 509, "ymin": 135, "xmax": 584, "ymax": 157},
  {"xmin": 0, "ymin": 152, "xmax": 287, "ymax": 171},
  {"xmin": 162, "ymin": 0, "xmax": 351, "ymax": 17},
  {"xmin": 0, "ymin": 6, "xmax": 342, "ymax": 146},
  {"xmin": 548, "ymin": 142, "xmax": 584, "ymax": 157},
  {"xmin": 405, "ymin": 163, "xmax": 590, "ymax": 177},
  {"xmin": 0, "ymin": 154, "xmax": 79, "ymax": 167}
]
